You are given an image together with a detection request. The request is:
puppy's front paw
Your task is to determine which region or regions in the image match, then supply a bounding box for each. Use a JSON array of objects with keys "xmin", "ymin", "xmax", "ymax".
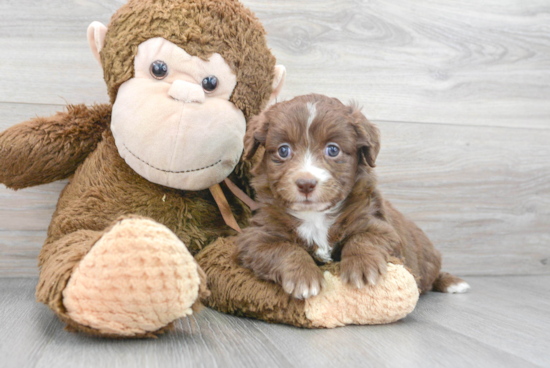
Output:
[
  {"xmin": 281, "ymin": 264, "xmax": 325, "ymax": 300},
  {"xmin": 341, "ymin": 254, "xmax": 387, "ymax": 288}
]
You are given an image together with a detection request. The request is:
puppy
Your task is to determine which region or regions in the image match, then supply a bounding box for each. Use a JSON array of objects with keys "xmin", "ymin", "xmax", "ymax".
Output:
[{"xmin": 236, "ymin": 94, "xmax": 469, "ymax": 299}]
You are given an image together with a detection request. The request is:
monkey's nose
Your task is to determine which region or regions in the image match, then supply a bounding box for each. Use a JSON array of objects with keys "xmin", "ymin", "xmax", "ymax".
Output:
[
  {"xmin": 168, "ymin": 80, "xmax": 205, "ymax": 103},
  {"xmin": 296, "ymin": 178, "xmax": 317, "ymax": 194}
]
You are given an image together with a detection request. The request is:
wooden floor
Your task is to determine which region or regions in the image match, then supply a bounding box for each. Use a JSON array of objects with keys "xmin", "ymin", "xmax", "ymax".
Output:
[
  {"xmin": 0, "ymin": 0, "xmax": 549, "ymax": 367},
  {"xmin": 1, "ymin": 276, "xmax": 549, "ymax": 368}
]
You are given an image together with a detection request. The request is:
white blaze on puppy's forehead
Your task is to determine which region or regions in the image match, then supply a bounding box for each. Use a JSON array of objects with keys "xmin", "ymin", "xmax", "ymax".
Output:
[
  {"xmin": 306, "ymin": 102, "xmax": 317, "ymax": 130},
  {"xmin": 305, "ymin": 102, "xmax": 317, "ymax": 142},
  {"xmin": 301, "ymin": 151, "xmax": 331, "ymax": 183},
  {"xmin": 299, "ymin": 101, "xmax": 330, "ymax": 183}
]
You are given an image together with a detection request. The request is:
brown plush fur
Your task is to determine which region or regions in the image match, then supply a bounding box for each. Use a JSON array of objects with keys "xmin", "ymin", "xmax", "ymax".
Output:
[
  {"xmin": 236, "ymin": 94, "xmax": 462, "ymax": 296},
  {"xmin": 0, "ymin": 104, "xmax": 111, "ymax": 189},
  {"xmin": 197, "ymin": 237, "xmax": 417, "ymax": 328},
  {"xmin": 42, "ymin": 132, "xmax": 251, "ymax": 255},
  {"xmin": 0, "ymin": 0, "xmax": 276, "ymax": 337},
  {"xmin": 29, "ymin": 130, "xmax": 251, "ymax": 335},
  {"xmin": 102, "ymin": 0, "xmax": 276, "ymax": 118}
]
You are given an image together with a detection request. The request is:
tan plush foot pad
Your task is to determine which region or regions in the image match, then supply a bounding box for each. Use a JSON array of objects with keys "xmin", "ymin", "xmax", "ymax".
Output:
[
  {"xmin": 63, "ymin": 218, "xmax": 200, "ymax": 336},
  {"xmin": 305, "ymin": 264, "xmax": 419, "ymax": 327},
  {"xmin": 197, "ymin": 237, "xmax": 419, "ymax": 328}
]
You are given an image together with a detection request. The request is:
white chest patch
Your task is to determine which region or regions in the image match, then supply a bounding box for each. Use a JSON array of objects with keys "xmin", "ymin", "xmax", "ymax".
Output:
[{"xmin": 290, "ymin": 210, "xmax": 337, "ymax": 262}]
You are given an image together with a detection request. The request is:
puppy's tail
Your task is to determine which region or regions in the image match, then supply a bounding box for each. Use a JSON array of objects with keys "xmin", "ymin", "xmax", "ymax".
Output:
[{"xmin": 432, "ymin": 272, "xmax": 470, "ymax": 294}]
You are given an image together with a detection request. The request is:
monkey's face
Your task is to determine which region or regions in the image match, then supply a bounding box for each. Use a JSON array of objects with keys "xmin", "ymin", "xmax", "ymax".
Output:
[{"xmin": 111, "ymin": 38, "xmax": 246, "ymax": 190}]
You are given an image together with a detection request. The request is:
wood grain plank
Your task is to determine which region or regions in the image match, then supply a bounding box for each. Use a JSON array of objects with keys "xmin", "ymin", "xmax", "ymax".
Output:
[
  {"xmin": 410, "ymin": 275, "xmax": 550, "ymax": 367},
  {"xmin": 376, "ymin": 121, "xmax": 550, "ymax": 276},
  {"xmin": 0, "ymin": 0, "xmax": 114, "ymax": 106},
  {"xmin": 248, "ymin": 0, "xmax": 550, "ymax": 129},
  {"xmin": 0, "ymin": 0, "xmax": 549, "ymax": 128},
  {"xmin": 0, "ymin": 180, "xmax": 65, "ymax": 232},
  {"xmin": 0, "ymin": 231, "xmax": 44, "ymax": 277},
  {"xmin": 0, "ymin": 179, "xmax": 63, "ymax": 277},
  {"xmin": 0, "ymin": 102, "xmax": 66, "ymax": 132},
  {"xmin": 0, "ymin": 278, "xmax": 66, "ymax": 368},
  {"xmin": 1, "ymin": 277, "xmax": 548, "ymax": 368}
]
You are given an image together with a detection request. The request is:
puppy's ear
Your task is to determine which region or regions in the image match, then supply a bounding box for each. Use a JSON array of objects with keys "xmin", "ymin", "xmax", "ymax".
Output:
[
  {"xmin": 243, "ymin": 111, "xmax": 270, "ymax": 161},
  {"xmin": 349, "ymin": 104, "xmax": 380, "ymax": 167}
]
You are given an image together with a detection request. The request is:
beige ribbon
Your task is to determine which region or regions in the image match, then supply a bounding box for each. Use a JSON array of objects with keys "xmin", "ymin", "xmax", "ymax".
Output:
[
  {"xmin": 223, "ymin": 178, "xmax": 260, "ymax": 211},
  {"xmin": 208, "ymin": 178, "xmax": 260, "ymax": 233}
]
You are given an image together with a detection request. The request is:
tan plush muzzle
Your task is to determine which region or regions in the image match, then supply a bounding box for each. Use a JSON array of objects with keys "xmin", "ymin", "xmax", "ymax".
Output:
[{"xmin": 110, "ymin": 38, "xmax": 246, "ymax": 191}]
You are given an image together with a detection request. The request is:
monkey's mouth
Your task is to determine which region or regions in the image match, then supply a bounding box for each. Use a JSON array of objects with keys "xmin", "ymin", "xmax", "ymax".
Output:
[{"xmin": 123, "ymin": 143, "xmax": 222, "ymax": 174}]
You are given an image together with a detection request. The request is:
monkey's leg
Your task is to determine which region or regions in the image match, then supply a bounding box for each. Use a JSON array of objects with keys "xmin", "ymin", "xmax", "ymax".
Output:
[
  {"xmin": 36, "ymin": 217, "xmax": 207, "ymax": 338},
  {"xmin": 197, "ymin": 237, "xmax": 419, "ymax": 328}
]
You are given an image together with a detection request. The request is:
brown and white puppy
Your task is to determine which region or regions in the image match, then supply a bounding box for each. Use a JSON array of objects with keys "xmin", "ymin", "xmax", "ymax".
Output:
[{"xmin": 236, "ymin": 94, "xmax": 469, "ymax": 299}]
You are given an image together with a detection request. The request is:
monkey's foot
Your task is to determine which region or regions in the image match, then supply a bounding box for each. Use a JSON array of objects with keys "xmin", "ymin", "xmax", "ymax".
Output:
[
  {"xmin": 304, "ymin": 263, "xmax": 419, "ymax": 328},
  {"xmin": 62, "ymin": 218, "xmax": 201, "ymax": 336}
]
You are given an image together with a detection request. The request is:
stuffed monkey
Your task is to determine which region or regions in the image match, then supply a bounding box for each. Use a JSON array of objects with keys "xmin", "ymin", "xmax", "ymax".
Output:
[{"xmin": 0, "ymin": 0, "xmax": 418, "ymax": 338}]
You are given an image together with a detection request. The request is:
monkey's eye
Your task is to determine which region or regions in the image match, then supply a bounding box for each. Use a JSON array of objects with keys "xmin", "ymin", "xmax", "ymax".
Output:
[
  {"xmin": 325, "ymin": 144, "xmax": 340, "ymax": 158},
  {"xmin": 150, "ymin": 60, "xmax": 168, "ymax": 80},
  {"xmin": 277, "ymin": 144, "xmax": 292, "ymax": 159},
  {"xmin": 202, "ymin": 76, "xmax": 218, "ymax": 93}
]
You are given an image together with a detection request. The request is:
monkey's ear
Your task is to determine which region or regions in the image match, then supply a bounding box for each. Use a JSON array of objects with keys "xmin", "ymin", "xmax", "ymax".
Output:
[
  {"xmin": 243, "ymin": 111, "xmax": 270, "ymax": 161},
  {"xmin": 268, "ymin": 65, "xmax": 286, "ymax": 105},
  {"xmin": 87, "ymin": 21, "xmax": 108, "ymax": 66},
  {"xmin": 349, "ymin": 104, "xmax": 380, "ymax": 167}
]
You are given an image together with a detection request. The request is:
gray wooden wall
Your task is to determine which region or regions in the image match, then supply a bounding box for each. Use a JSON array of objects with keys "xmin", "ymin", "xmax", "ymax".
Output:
[{"xmin": 0, "ymin": 0, "xmax": 548, "ymax": 277}]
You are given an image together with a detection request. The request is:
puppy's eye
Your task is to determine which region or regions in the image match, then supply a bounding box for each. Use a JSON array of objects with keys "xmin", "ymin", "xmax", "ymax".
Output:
[
  {"xmin": 325, "ymin": 144, "xmax": 340, "ymax": 158},
  {"xmin": 150, "ymin": 60, "xmax": 168, "ymax": 80},
  {"xmin": 202, "ymin": 76, "xmax": 218, "ymax": 93},
  {"xmin": 277, "ymin": 144, "xmax": 292, "ymax": 159}
]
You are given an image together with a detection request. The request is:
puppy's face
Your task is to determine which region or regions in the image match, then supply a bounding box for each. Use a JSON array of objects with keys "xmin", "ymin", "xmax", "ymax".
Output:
[{"xmin": 244, "ymin": 94, "xmax": 380, "ymax": 212}]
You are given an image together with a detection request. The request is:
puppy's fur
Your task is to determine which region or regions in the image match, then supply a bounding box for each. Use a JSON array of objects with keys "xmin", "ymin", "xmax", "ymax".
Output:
[{"xmin": 236, "ymin": 94, "xmax": 469, "ymax": 299}]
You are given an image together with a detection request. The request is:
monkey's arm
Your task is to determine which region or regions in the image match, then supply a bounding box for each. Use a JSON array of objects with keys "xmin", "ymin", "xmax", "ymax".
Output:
[{"xmin": 0, "ymin": 104, "xmax": 111, "ymax": 189}]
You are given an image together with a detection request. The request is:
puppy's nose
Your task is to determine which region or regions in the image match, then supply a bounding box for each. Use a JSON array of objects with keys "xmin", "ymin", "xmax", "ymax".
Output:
[
  {"xmin": 296, "ymin": 178, "xmax": 317, "ymax": 194},
  {"xmin": 168, "ymin": 80, "xmax": 205, "ymax": 103}
]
